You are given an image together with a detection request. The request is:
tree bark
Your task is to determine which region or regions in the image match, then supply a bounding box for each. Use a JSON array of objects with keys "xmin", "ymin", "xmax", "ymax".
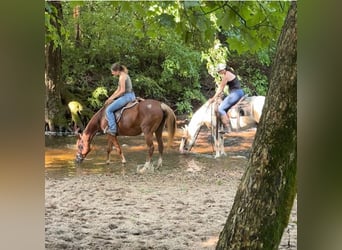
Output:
[
  {"xmin": 45, "ymin": 1, "xmax": 64, "ymax": 132},
  {"xmin": 73, "ymin": 5, "xmax": 81, "ymax": 47},
  {"xmin": 216, "ymin": 2, "xmax": 297, "ymax": 249}
]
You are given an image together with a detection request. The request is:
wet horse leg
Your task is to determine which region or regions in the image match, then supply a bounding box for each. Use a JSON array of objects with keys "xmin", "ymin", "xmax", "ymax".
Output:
[
  {"xmin": 154, "ymin": 126, "xmax": 164, "ymax": 169},
  {"xmin": 213, "ymin": 125, "xmax": 226, "ymax": 158},
  {"xmin": 106, "ymin": 138, "xmax": 113, "ymax": 164},
  {"xmin": 217, "ymin": 133, "xmax": 226, "ymax": 157},
  {"xmin": 106, "ymin": 135, "xmax": 126, "ymax": 164},
  {"xmin": 143, "ymin": 132, "xmax": 155, "ymax": 170},
  {"xmin": 213, "ymin": 134, "xmax": 221, "ymax": 158}
]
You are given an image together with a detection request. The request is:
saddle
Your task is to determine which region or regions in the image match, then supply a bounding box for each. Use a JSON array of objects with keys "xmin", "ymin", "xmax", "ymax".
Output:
[
  {"xmin": 114, "ymin": 97, "xmax": 144, "ymax": 122},
  {"xmin": 215, "ymin": 94, "xmax": 252, "ymax": 131}
]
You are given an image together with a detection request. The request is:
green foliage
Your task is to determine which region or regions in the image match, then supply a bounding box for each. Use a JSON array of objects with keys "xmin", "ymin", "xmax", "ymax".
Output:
[
  {"xmin": 249, "ymin": 69, "xmax": 268, "ymax": 96},
  {"xmin": 216, "ymin": 1, "xmax": 290, "ymax": 56},
  {"xmin": 201, "ymin": 39, "xmax": 229, "ymax": 87},
  {"xmin": 228, "ymin": 52, "xmax": 271, "ymax": 96},
  {"xmin": 45, "ymin": 2, "xmax": 60, "ymax": 49},
  {"xmin": 134, "ymin": 75, "xmax": 165, "ymax": 99},
  {"xmin": 176, "ymin": 87, "xmax": 206, "ymax": 114},
  {"xmin": 88, "ymin": 87, "xmax": 108, "ymax": 109},
  {"xmin": 46, "ymin": 1, "xmax": 289, "ymax": 124},
  {"xmin": 59, "ymin": 1, "xmax": 208, "ymax": 114},
  {"xmin": 241, "ymin": 69, "xmax": 268, "ymax": 96},
  {"xmin": 45, "ymin": 1, "xmax": 68, "ymax": 50},
  {"xmin": 159, "ymin": 41, "xmax": 204, "ymax": 113}
]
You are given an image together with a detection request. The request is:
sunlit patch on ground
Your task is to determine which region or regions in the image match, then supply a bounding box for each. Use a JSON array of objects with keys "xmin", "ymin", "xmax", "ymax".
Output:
[{"xmin": 200, "ymin": 236, "xmax": 219, "ymax": 247}]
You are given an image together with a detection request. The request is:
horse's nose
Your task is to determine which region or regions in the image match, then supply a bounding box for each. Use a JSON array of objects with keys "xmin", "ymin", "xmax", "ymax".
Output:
[
  {"xmin": 75, "ymin": 153, "xmax": 84, "ymax": 163},
  {"xmin": 179, "ymin": 146, "xmax": 188, "ymax": 154}
]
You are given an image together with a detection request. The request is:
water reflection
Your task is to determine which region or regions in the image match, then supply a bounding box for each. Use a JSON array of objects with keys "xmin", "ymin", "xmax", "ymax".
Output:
[{"xmin": 45, "ymin": 129, "xmax": 250, "ymax": 179}]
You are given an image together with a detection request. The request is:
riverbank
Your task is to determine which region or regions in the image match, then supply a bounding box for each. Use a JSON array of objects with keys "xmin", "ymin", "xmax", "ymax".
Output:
[{"xmin": 45, "ymin": 159, "xmax": 296, "ymax": 249}]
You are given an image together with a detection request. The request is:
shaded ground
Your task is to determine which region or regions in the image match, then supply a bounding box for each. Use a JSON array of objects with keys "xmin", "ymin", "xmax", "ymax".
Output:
[{"xmin": 45, "ymin": 126, "xmax": 297, "ymax": 249}]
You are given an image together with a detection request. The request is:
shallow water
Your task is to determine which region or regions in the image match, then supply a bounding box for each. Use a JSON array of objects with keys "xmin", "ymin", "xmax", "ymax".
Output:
[
  {"xmin": 45, "ymin": 129, "xmax": 250, "ymax": 179},
  {"xmin": 45, "ymin": 129, "xmax": 297, "ymax": 249}
]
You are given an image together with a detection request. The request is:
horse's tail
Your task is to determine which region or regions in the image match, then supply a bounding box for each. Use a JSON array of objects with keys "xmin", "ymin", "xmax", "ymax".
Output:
[{"xmin": 160, "ymin": 103, "xmax": 177, "ymax": 148}]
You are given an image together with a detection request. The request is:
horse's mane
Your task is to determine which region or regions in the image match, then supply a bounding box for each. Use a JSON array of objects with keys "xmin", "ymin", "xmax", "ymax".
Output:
[
  {"xmin": 186, "ymin": 101, "xmax": 214, "ymax": 137},
  {"xmin": 82, "ymin": 106, "xmax": 105, "ymax": 136}
]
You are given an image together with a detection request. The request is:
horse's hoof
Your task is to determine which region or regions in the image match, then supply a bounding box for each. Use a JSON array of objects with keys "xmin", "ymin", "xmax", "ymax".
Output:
[
  {"xmin": 136, "ymin": 164, "xmax": 146, "ymax": 174},
  {"xmin": 156, "ymin": 159, "xmax": 162, "ymax": 169},
  {"xmin": 137, "ymin": 163, "xmax": 154, "ymax": 174}
]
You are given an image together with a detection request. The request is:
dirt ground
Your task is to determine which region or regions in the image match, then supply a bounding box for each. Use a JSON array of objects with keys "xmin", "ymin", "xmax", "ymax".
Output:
[{"xmin": 45, "ymin": 128, "xmax": 297, "ymax": 249}]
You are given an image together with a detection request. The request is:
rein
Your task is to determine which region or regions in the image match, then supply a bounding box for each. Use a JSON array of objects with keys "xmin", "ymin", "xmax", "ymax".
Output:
[
  {"xmin": 189, "ymin": 127, "xmax": 201, "ymax": 152},
  {"xmin": 209, "ymin": 102, "xmax": 217, "ymax": 154},
  {"xmin": 188, "ymin": 102, "xmax": 216, "ymax": 154}
]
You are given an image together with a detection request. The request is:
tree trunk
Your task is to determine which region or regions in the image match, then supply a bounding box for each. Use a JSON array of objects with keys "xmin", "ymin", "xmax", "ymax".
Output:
[
  {"xmin": 216, "ymin": 2, "xmax": 297, "ymax": 249},
  {"xmin": 73, "ymin": 5, "xmax": 81, "ymax": 47},
  {"xmin": 45, "ymin": 1, "xmax": 64, "ymax": 132}
]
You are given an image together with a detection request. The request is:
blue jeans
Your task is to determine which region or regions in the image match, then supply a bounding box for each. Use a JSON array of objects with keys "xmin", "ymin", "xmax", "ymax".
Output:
[
  {"xmin": 218, "ymin": 89, "xmax": 244, "ymax": 116},
  {"xmin": 105, "ymin": 92, "xmax": 136, "ymax": 132}
]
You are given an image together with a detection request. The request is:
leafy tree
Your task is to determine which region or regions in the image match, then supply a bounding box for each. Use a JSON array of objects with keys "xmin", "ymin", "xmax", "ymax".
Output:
[
  {"xmin": 171, "ymin": 1, "xmax": 289, "ymax": 97},
  {"xmin": 45, "ymin": 1, "xmax": 290, "ymax": 128},
  {"xmin": 45, "ymin": 1, "xmax": 65, "ymax": 131},
  {"xmin": 216, "ymin": 2, "xmax": 297, "ymax": 248},
  {"xmin": 61, "ymin": 1, "xmax": 205, "ymax": 115}
]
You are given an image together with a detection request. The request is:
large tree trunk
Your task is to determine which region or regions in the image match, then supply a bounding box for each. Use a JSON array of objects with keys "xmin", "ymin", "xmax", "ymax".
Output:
[
  {"xmin": 216, "ymin": 2, "xmax": 297, "ymax": 249},
  {"xmin": 45, "ymin": 1, "xmax": 64, "ymax": 132}
]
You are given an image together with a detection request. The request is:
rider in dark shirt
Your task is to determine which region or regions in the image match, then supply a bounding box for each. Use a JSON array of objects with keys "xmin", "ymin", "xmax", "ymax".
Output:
[{"xmin": 209, "ymin": 63, "xmax": 244, "ymax": 133}]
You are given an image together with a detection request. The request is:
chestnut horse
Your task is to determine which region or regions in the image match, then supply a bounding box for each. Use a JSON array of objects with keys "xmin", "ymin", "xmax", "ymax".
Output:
[{"xmin": 75, "ymin": 99, "xmax": 176, "ymax": 173}]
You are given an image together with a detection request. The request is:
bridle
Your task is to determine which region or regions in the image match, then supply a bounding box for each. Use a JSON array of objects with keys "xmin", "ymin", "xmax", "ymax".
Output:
[
  {"xmin": 181, "ymin": 101, "xmax": 216, "ymax": 154},
  {"xmin": 209, "ymin": 102, "xmax": 217, "ymax": 153},
  {"xmin": 181, "ymin": 128, "xmax": 201, "ymax": 152},
  {"xmin": 75, "ymin": 138, "xmax": 85, "ymax": 163}
]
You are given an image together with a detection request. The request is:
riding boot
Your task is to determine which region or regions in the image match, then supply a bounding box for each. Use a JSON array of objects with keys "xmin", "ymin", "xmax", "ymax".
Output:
[
  {"xmin": 104, "ymin": 126, "xmax": 117, "ymax": 136},
  {"xmin": 219, "ymin": 114, "xmax": 231, "ymax": 134}
]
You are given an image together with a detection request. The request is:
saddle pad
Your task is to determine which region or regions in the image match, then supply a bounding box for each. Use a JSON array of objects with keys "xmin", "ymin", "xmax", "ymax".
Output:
[{"xmin": 232, "ymin": 100, "xmax": 252, "ymax": 117}]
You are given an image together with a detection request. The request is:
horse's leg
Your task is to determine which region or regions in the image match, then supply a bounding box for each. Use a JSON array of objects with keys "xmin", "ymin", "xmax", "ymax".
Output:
[
  {"xmin": 214, "ymin": 135, "xmax": 221, "ymax": 158},
  {"xmin": 106, "ymin": 137, "xmax": 113, "ymax": 164},
  {"xmin": 214, "ymin": 120, "xmax": 222, "ymax": 158},
  {"xmin": 154, "ymin": 126, "xmax": 164, "ymax": 169},
  {"xmin": 144, "ymin": 132, "xmax": 154, "ymax": 167},
  {"xmin": 137, "ymin": 132, "xmax": 155, "ymax": 174},
  {"xmin": 212, "ymin": 125, "xmax": 226, "ymax": 158},
  {"xmin": 108, "ymin": 135, "xmax": 126, "ymax": 164},
  {"xmin": 219, "ymin": 133, "xmax": 226, "ymax": 156}
]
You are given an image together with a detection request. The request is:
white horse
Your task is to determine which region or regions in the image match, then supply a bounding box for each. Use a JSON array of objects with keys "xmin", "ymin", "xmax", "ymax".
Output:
[{"xmin": 179, "ymin": 95, "xmax": 265, "ymax": 158}]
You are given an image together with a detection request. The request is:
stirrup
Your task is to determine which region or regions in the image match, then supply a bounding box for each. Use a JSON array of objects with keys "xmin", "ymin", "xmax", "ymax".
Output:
[
  {"xmin": 104, "ymin": 126, "xmax": 117, "ymax": 136},
  {"xmin": 106, "ymin": 130, "xmax": 117, "ymax": 136}
]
